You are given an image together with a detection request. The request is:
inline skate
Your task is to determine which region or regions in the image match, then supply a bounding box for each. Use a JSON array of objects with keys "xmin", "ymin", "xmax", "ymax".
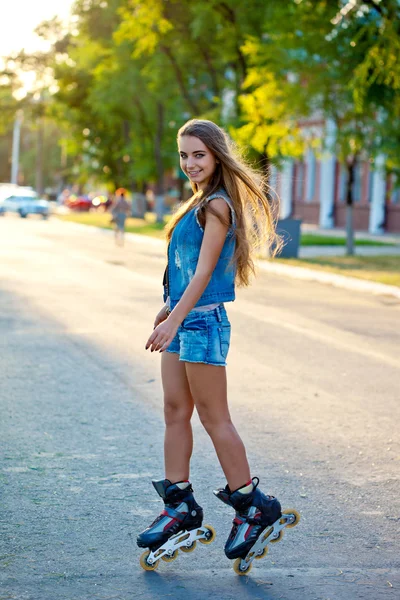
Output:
[
  {"xmin": 214, "ymin": 477, "xmax": 300, "ymax": 575},
  {"xmin": 137, "ymin": 479, "xmax": 215, "ymax": 571}
]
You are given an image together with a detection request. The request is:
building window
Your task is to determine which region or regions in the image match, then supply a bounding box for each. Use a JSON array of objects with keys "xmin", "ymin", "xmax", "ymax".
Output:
[
  {"xmin": 392, "ymin": 175, "xmax": 400, "ymax": 204},
  {"xmin": 270, "ymin": 165, "xmax": 278, "ymax": 190},
  {"xmin": 367, "ymin": 168, "xmax": 373, "ymax": 203},
  {"xmin": 296, "ymin": 162, "xmax": 304, "ymax": 201},
  {"xmin": 339, "ymin": 165, "xmax": 347, "ymax": 203},
  {"xmin": 306, "ymin": 150, "xmax": 316, "ymax": 202}
]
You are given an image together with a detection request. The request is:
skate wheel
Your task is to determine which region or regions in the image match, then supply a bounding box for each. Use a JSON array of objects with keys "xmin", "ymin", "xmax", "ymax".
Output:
[
  {"xmin": 161, "ymin": 550, "xmax": 178, "ymax": 562},
  {"xmin": 199, "ymin": 524, "xmax": 216, "ymax": 545},
  {"xmin": 233, "ymin": 557, "xmax": 252, "ymax": 576},
  {"xmin": 181, "ymin": 541, "xmax": 197, "ymax": 553},
  {"xmin": 139, "ymin": 550, "xmax": 158, "ymax": 571},
  {"xmin": 270, "ymin": 530, "xmax": 284, "ymax": 544},
  {"xmin": 255, "ymin": 546, "xmax": 269, "ymax": 560},
  {"xmin": 281, "ymin": 509, "xmax": 301, "ymax": 528}
]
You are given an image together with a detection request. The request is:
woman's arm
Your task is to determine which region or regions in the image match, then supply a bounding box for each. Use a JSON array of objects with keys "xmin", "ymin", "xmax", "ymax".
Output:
[{"xmin": 145, "ymin": 198, "xmax": 230, "ymax": 352}]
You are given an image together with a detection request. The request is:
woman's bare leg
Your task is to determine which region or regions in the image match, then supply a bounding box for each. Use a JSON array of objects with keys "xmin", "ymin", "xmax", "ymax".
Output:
[
  {"xmin": 184, "ymin": 362, "xmax": 250, "ymax": 490},
  {"xmin": 161, "ymin": 352, "xmax": 195, "ymax": 482}
]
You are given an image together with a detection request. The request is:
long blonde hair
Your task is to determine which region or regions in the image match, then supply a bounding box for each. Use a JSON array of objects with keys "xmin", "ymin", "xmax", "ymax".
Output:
[{"xmin": 165, "ymin": 119, "xmax": 282, "ymax": 287}]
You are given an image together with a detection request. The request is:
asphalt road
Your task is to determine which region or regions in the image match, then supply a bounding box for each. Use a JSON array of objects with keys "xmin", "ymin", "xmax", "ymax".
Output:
[{"xmin": 1, "ymin": 215, "xmax": 399, "ymax": 600}]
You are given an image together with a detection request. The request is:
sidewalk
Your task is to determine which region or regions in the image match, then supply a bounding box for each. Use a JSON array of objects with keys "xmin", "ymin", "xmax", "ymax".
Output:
[
  {"xmin": 300, "ymin": 245, "xmax": 400, "ymax": 258},
  {"xmin": 301, "ymin": 222, "xmax": 400, "ymax": 245},
  {"xmin": 257, "ymin": 259, "xmax": 400, "ymax": 300}
]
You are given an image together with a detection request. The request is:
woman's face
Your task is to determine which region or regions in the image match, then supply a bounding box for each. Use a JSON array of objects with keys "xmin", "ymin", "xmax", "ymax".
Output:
[{"xmin": 179, "ymin": 135, "xmax": 218, "ymax": 191}]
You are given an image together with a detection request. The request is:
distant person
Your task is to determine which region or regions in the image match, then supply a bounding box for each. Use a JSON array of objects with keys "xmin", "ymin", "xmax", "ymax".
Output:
[
  {"xmin": 57, "ymin": 188, "xmax": 70, "ymax": 205},
  {"xmin": 111, "ymin": 192, "xmax": 130, "ymax": 246}
]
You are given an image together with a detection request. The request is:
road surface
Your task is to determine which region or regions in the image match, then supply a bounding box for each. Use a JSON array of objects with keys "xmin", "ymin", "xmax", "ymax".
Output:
[{"xmin": 1, "ymin": 216, "xmax": 399, "ymax": 599}]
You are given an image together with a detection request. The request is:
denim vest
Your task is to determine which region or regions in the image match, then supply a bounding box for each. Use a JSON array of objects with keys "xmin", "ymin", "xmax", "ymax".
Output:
[{"xmin": 164, "ymin": 189, "xmax": 236, "ymax": 309}]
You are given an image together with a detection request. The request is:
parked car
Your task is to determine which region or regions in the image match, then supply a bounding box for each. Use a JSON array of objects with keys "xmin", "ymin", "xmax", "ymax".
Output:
[
  {"xmin": 0, "ymin": 190, "xmax": 50, "ymax": 219},
  {"xmin": 64, "ymin": 194, "xmax": 92, "ymax": 211}
]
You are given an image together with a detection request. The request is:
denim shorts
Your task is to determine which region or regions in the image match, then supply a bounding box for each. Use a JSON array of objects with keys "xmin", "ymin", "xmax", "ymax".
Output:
[{"xmin": 166, "ymin": 305, "xmax": 231, "ymax": 366}]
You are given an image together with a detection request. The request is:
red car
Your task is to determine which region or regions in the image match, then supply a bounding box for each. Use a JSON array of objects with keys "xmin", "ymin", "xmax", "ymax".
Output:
[{"xmin": 65, "ymin": 195, "xmax": 92, "ymax": 211}]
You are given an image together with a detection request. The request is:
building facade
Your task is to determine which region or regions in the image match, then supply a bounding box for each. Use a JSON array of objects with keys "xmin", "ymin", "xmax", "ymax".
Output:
[{"xmin": 272, "ymin": 119, "xmax": 400, "ymax": 234}]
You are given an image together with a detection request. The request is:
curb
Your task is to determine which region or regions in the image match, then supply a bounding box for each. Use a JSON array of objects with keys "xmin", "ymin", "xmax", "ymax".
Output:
[
  {"xmin": 57, "ymin": 220, "xmax": 400, "ymax": 300},
  {"xmin": 256, "ymin": 260, "xmax": 400, "ymax": 300}
]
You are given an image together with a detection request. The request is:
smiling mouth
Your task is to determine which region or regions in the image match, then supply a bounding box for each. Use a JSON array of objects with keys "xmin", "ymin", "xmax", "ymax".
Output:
[{"xmin": 188, "ymin": 170, "xmax": 201, "ymax": 176}]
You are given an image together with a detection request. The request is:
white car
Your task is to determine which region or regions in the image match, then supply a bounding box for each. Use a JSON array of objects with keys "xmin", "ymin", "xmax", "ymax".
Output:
[{"xmin": 0, "ymin": 189, "xmax": 50, "ymax": 219}]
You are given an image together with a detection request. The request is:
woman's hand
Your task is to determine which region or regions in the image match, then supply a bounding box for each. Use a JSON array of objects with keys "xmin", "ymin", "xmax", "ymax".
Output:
[
  {"xmin": 153, "ymin": 305, "xmax": 169, "ymax": 329},
  {"xmin": 146, "ymin": 317, "xmax": 179, "ymax": 353}
]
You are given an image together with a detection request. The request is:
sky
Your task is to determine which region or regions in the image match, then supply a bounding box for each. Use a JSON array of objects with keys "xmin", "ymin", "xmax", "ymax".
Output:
[{"xmin": 0, "ymin": 0, "xmax": 74, "ymax": 56}]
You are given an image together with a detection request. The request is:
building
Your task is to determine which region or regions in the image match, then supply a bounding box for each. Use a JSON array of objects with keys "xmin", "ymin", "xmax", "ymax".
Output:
[{"xmin": 272, "ymin": 119, "xmax": 400, "ymax": 234}]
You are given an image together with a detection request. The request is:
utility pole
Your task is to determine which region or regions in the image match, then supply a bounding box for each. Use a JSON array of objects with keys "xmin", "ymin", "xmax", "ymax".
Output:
[
  {"xmin": 11, "ymin": 110, "xmax": 23, "ymax": 184},
  {"xmin": 36, "ymin": 117, "xmax": 44, "ymax": 195}
]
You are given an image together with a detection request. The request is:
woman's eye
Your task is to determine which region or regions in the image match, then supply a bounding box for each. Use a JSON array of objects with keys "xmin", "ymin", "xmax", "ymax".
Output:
[{"xmin": 195, "ymin": 154, "xmax": 205, "ymax": 158}]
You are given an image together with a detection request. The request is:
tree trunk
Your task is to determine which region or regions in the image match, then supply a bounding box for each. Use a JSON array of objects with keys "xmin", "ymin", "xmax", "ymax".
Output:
[
  {"xmin": 58, "ymin": 139, "xmax": 67, "ymax": 193},
  {"xmin": 345, "ymin": 158, "xmax": 356, "ymax": 256},
  {"xmin": 178, "ymin": 176, "xmax": 185, "ymax": 202},
  {"xmin": 200, "ymin": 47, "xmax": 220, "ymax": 101},
  {"xmin": 122, "ymin": 119, "xmax": 145, "ymax": 218},
  {"xmin": 161, "ymin": 46, "xmax": 200, "ymax": 115},
  {"xmin": 216, "ymin": 3, "xmax": 247, "ymax": 83},
  {"xmin": 11, "ymin": 111, "xmax": 23, "ymax": 184},
  {"xmin": 154, "ymin": 102, "xmax": 165, "ymax": 223}
]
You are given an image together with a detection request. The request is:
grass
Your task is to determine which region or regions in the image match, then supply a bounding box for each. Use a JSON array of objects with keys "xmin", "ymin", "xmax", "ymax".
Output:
[
  {"xmin": 280, "ymin": 256, "xmax": 400, "ymax": 287},
  {"xmin": 55, "ymin": 211, "xmax": 400, "ymax": 287},
  {"xmin": 56, "ymin": 211, "xmax": 167, "ymax": 239},
  {"xmin": 57, "ymin": 212, "xmax": 395, "ymax": 246},
  {"xmin": 300, "ymin": 234, "xmax": 394, "ymax": 247}
]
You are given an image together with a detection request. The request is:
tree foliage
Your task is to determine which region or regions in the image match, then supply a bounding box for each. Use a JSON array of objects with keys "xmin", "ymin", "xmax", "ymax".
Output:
[{"xmin": 1, "ymin": 0, "xmax": 400, "ymax": 196}]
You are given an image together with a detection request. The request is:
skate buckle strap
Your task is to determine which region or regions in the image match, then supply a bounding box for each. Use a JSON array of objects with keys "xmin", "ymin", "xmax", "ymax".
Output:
[{"xmin": 162, "ymin": 506, "xmax": 187, "ymax": 521}]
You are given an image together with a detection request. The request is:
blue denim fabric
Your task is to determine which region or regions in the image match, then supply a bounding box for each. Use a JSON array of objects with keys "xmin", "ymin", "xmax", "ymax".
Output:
[
  {"xmin": 165, "ymin": 189, "xmax": 236, "ymax": 310},
  {"xmin": 166, "ymin": 305, "xmax": 231, "ymax": 366}
]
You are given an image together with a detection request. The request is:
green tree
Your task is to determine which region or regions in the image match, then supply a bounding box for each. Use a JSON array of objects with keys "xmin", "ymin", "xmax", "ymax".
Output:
[
  {"xmin": 231, "ymin": 52, "xmax": 306, "ymax": 179},
  {"xmin": 297, "ymin": 0, "xmax": 400, "ymax": 251},
  {"xmin": 0, "ymin": 83, "xmax": 18, "ymax": 182},
  {"xmin": 43, "ymin": 0, "xmax": 186, "ymax": 217},
  {"xmin": 1, "ymin": 45, "xmax": 65, "ymax": 192},
  {"xmin": 236, "ymin": 0, "xmax": 400, "ymax": 251}
]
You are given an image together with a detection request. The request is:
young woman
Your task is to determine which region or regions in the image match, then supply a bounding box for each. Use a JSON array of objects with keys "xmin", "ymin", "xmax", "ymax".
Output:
[{"xmin": 137, "ymin": 119, "xmax": 287, "ymax": 571}]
